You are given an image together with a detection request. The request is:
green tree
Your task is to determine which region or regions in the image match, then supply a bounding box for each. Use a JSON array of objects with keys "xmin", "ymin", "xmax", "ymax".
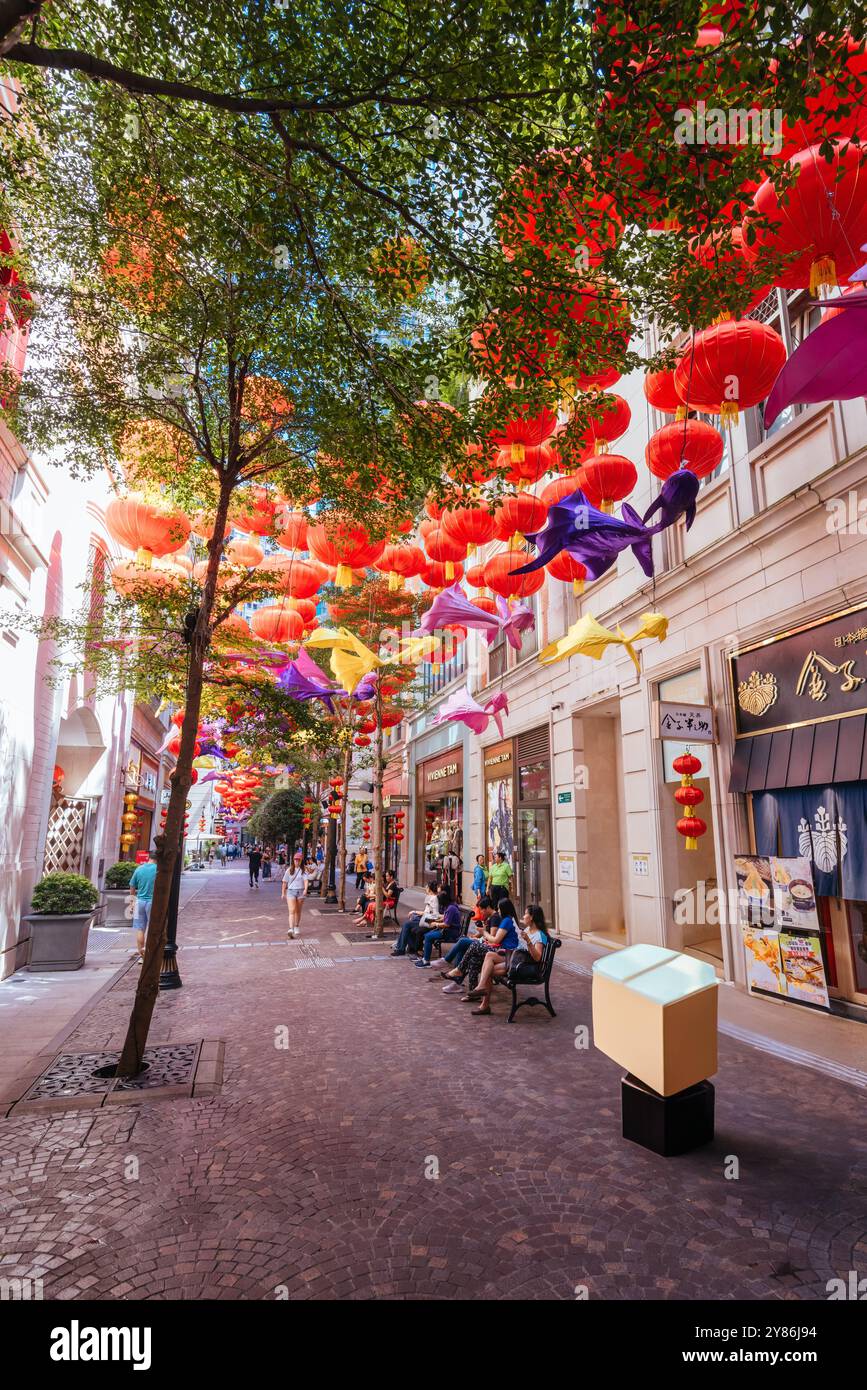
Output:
[{"xmin": 246, "ymin": 788, "xmax": 305, "ymax": 850}]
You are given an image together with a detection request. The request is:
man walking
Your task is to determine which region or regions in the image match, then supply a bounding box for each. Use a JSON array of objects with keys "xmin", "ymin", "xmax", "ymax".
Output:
[
  {"xmin": 129, "ymin": 850, "xmax": 158, "ymax": 962},
  {"xmin": 248, "ymin": 844, "xmax": 262, "ymax": 888}
]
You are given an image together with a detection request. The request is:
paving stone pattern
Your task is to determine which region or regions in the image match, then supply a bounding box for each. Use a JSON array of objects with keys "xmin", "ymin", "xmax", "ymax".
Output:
[{"xmin": 0, "ymin": 866, "xmax": 865, "ymax": 1301}]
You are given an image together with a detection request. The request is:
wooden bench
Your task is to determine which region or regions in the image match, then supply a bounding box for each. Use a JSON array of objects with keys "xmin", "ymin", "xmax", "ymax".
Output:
[{"xmin": 495, "ymin": 937, "xmax": 562, "ymax": 1023}]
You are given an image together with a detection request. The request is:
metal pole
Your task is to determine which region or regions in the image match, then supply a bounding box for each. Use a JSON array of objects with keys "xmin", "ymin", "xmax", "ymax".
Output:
[{"xmin": 159, "ymin": 830, "xmax": 184, "ymax": 990}]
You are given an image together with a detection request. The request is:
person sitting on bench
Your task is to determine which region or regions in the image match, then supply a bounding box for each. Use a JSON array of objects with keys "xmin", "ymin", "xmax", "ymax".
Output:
[
  {"xmin": 390, "ymin": 881, "xmax": 440, "ymax": 956},
  {"xmin": 465, "ymin": 904, "xmax": 548, "ymax": 1015},
  {"xmin": 437, "ymin": 897, "xmax": 495, "ymax": 984},
  {"xmin": 415, "ymin": 899, "xmax": 464, "ymax": 967},
  {"xmin": 441, "ymin": 897, "xmax": 519, "ymax": 997}
]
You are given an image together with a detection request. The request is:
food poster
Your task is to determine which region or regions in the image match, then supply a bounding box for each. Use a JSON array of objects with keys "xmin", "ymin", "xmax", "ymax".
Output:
[
  {"xmin": 770, "ymin": 857, "xmax": 820, "ymax": 931},
  {"xmin": 734, "ymin": 855, "xmax": 775, "ymax": 926},
  {"xmin": 742, "ymin": 925, "xmax": 786, "ymax": 997},
  {"xmin": 779, "ymin": 932, "xmax": 830, "ymax": 1009}
]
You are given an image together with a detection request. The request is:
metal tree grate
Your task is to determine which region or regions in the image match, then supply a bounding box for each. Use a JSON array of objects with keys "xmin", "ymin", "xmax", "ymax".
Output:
[{"xmin": 22, "ymin": 1042, "xmax": 200, "ymax": 1101}]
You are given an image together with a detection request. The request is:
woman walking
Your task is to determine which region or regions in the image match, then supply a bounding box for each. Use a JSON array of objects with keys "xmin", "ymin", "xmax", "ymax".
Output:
[{"xmin": 281, "ymin": 851, "xmax": 308, "ymax": 938}]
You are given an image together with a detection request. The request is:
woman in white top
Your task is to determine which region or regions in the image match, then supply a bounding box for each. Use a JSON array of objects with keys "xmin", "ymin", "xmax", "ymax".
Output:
[{"xmin": 281, "ymin": 851, "xmax": 308, "ymax": 938}]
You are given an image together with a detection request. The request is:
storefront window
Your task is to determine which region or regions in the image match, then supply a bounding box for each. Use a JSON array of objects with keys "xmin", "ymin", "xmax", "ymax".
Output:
[
  {"xmin": 517, "ymin": 807, "xmax": 553, "ymax": 927},
  {"xmin": 486, "ymin": 774, "xmax": 514, "ymax": 860},
  {"xmin": 519, "ymin": 758, "xmax": 550, "ymax": 801}
]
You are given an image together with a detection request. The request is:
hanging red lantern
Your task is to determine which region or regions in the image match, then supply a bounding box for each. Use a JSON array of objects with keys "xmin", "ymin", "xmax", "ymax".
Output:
[
  {"xmin": 307, "ymin": 517, "xmax": 386, "ymax": 588},
  {"xmin": 540, "ymin": 474, "xmax": 583, "ymax": 509},
  {"xmin": 499, "ymin": 148, "xmax": 625, "ymax": 269},
  {"xmin": 674, "ymin": 319, "xmax": 786, "ymax": 427},
  {"xmin": 274, "ymin": 508, "xmax": 308, "ymax": 552},
  {"xmin": 229, "ymin": 485, "xmax": 278, "ymax": 537},
  {"xmin": 105, "ymin": 494, "xmax": 191, "ymax": 561},
  {"xmin": 425, "ymin": 526, "xmax": 467, "ymax": 580},
  {"xmin": 493, "ymin": 492, "xmax": 547, "ymax": 543},
  {"xmin": 484, "ymin": 551, "xmax": 545, "ymax": 601},
  {"xmin": 501, "ymin": 440, "xmax": 561, "ymax": 485},
  {"xmin": 421, "ymin": 558, "xmax": 464, "ymax": 589},
  {"xmin": 545, "ymin": 551, "xmax": 588, "ymax": 595},
  {"xmin": 575, "ymin": 453, "xmax": 637, "ymax": 512},
  {"xmin": 354, "ymin": 735, "xmax": 371, "ymax": 747},
  {"xmin": 742, "ymin": 143, "xmax": 867, "ymax": 296},
  {"xmin": 265, "ymin": 554, "xmax": 327, "ymax": 600},
  {"xmin": 490, "ymin": 406, "xmax": 558, "ymax": 464},
  {"xmin": 374, "ymin": 542, "xmax": 426, "ymax": 591},
  {"xmin": 645, "ymin": 419, "xmax": 724, "ymax": 481},
  {"xmin": 440, "ymin": 501, "xmax": 496, "ymax": 553},
  {"xmin": 575, "ymin": 393, "xmax": 631, "ymax": 453},
  {"xmin": 672, "ymin": 752, "xmax": 707, "ymax": 851},
  {"xmin": 464, "ymin": 562, "xmax": 489, "ymax": 590},
  {"xmin": 644, "ymin": 367, "xmax": 683, "ymax": 417},
  {"xmin": 250, "ymin": 602, "xmax": 305, "ymax": 644}
]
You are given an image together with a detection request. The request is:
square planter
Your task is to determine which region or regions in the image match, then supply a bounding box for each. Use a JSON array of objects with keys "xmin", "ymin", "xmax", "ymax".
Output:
[
  {"xmin": 23, "ymin": 912, "xmax": 95, "ymax": 971},
  {"xmin": 103, "ymin": 888, "xmax": 134, "ymax": 927}
]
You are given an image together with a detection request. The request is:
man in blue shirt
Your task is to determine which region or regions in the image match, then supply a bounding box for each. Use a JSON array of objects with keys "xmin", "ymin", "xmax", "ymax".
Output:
[
  {"xmin": 129, "ymin": 851, "xmax": 158, "ymax": 960},
  {"xmin": 416, "ymin": 900, "xmax": 464, "ymax": 967}
]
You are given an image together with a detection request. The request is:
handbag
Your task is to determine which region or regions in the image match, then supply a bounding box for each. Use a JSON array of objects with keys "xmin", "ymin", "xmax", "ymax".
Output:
[{"xmin": 124, "ymin": 896, "xmax": 135, "ymax": 921}]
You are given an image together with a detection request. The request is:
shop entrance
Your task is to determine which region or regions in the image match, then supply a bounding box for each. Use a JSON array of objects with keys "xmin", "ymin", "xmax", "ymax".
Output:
[
  {"xmin": 575, "ymin": 701, "xmax": 627, "ymax": 946},
  {"xmin": 656, "ymin": 669, "xmax": 722, "ymax": 967}
]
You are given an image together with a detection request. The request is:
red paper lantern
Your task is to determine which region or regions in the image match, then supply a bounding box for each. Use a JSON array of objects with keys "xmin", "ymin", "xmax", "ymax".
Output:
[
  {"xmin": 545, "ymin": 552, "xmax": 587, "ymax": 594},
  {"xmin": 250, "ymin": 602, "xmax": 305, "ymax": 644},
  {"xmin": 541, "ymin": 474, "xmax": 583, "ymax": 509},
  {"xmin": 672, "ymin": 752, "xmax": 706, "ymax": 850},
  {"xmin": 464, "ymin": 563, "xmax": 489, "ymax": 590},
  {"xmin": 425, "ymin": 525, "xmax": 467, "ymax": 579},
  {"xmin": 674, "ymin": 319, "xmax": 787, "ymax": 426},
  {"xmin": 644, "ymin": 367, "xmax": 682, "ymax": 416},
  {"xmin": 440, "ymin": 501, "xmax": 495, "ymax": 553},
  {"xmin": 575, "ymin": 393, "xmax": 631, "ymax": 452},
  {"xmin": 576, "ymin": 453, "xmax": 637, "ymax": 511},
  {"xmin": 421, "ymin": 558, "xmax": 464, "ymax": 589},
  {"xmin": 375, "ymin": 542, "xmax": 426, "ymax": 590},
  {"xmin": 484, "ymin": 552, "xmax": 545, "ymax": 601},
  {"xmin": 354, "ymin": 735, "xmax": 371, "ymax": 747},
  {"xmin": 645, "ymin": 420, "xmax": 724, "ymax": 481},
  {"xmin": 490, "ymin": 406, "xmax": 558, "ymax": 464},
  {"xmin": 307, "ymin": 518, "xmax": 386, "ymax": 588},
  {"xmin": 743, "ymin": 143, "xmax": 867, "ymax": 296},
  {"xmin": 265, "ymin": 554, "xmax": 327, "ymax": 600},
  {"xmin": 499, "ymin": 148, "xmax": 624, "ymax": 269},
  {"xmin": 230, "ymin": 485, "xmax": 278, "ymax": 537},
  {"xmin": 105, "ymin": 494, "xmax": 191, "ymax": 559},
  {"xmin": 275, "ymin": 508, "xmax": 308, "ymax": 551},
  {"xmin": 493, "ymin": 492, "xmax": 548, "ymax": 542},
  {"xmin": 501, "ymin": 440, "xmax": 561, "ymax": 485}
]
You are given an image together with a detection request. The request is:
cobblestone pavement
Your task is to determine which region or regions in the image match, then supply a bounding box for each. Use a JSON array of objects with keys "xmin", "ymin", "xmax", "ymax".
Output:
[{"xmin": 1, "ymin": 865, "xmax": 865, "ymax": 1301}]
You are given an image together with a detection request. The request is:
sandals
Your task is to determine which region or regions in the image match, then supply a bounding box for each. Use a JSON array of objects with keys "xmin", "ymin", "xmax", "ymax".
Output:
[{"xmin": 471, "ymin": 1005, "xmax": 491, "ymax": 1016}]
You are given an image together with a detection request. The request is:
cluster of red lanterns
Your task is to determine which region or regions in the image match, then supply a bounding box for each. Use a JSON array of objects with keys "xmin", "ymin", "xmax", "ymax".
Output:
[
  {"xmin": 672, "ymin": 752, "xmax": 707, "ymax": 851},
  {"xmin": 302, "ymin": 796, "xmax": 316, "ymax": 829},
  {"xmin": 391, "ymin": 808, "xmax": 406, "ymax": 844},
  {"xmin": 328, "ymin": 775, "xmax": 344, "ymax": 818},
  {"xmin": 361, "ymin": 813, "xmax": 371, "ymax": 842}
]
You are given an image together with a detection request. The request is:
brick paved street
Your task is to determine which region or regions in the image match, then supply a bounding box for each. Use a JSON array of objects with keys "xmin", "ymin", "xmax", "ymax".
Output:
[{"xmin": 1, "ymin": 864, "xmax": 865, "ymax": 1301}]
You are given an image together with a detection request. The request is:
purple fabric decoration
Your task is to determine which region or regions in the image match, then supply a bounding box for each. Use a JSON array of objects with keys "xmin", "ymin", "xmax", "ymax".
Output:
[
  {"xmin": 764, "ymin": 294, "xmax": 867, "ymax": 426},
  {"xmin": 641, "ymin": 468, "xmax": 700, "ymax": 532},
  {"xmin": 515, "ymin": 490, "xmax": 654, "ymax": 582},
  {"xmin": 352, "ymin": 675, "xmax": 379, "ymax": 701},
  {"xmin": 275, "ymin": 662, "xmax": 345, "ymax": 707},
  {"xmin": 495, "ymin": 595, "xmax": 536, "ymax": 651},
  {"xmin": 432, "ymin": 684, "xmax": 510, "ymax": 737},
  {"xmin": 419, "ymin": 584, "xmax": 502, "ymax": 640},
  {"xmin": 295, "ymin": 647, "xmax": 338, "ymax": 686}
]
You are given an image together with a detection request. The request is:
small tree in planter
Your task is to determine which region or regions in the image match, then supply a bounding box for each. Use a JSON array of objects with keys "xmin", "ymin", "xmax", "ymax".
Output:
[
  {"xmin": 25, "ymin": 873, "xmax": 100, "ymax": 972},
  {"xmin": 104, "ymin": 861, "xmax": 137, "ymax": 926}
]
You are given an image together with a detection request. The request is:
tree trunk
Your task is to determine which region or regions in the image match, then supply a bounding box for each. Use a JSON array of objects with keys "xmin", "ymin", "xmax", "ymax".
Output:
[
  {"xmin": 323, "ymin": 802, "xmax": 338, "ymax": 903},
  {"xmin": 115, "ymin": 474, "xmax": 233, "ymax": 1077},
  {"xmin": 337, "ymin": 739, "xmax": 352, "ymax": 912},
  {"xmin": 372, "ymin": 682, "xmax": 384, "ymax": 937}
]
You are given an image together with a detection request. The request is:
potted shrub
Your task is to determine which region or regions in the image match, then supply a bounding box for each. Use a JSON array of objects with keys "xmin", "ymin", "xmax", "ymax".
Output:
[
  {"xmin": 24, "ymin": 872, "xmax": 100, "ymax": 971},
  {"xmin": 103, "ymin": 860, "xmax": 137, "ymax": 926}
]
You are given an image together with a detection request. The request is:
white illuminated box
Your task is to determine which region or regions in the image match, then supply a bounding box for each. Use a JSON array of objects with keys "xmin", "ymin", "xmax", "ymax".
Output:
[{"xmin": 592, "ymin": 945, "xmax": 718, "ymax": 1097}]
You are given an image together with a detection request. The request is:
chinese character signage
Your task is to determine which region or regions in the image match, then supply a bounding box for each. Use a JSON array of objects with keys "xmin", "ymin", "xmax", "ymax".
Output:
[
  {"xmin": 653, "ymin": 700, "xmax": 716, "ymax": 743},
  {"xmin": 730, "ymin": 602, "xmax": 867, "ymax": 737}
]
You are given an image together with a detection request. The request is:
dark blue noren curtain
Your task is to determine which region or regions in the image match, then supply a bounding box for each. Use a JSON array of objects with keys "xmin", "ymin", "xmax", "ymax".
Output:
[{"xmin": 753, "ymin": 785, "xmax": 867, "ymax": 900}]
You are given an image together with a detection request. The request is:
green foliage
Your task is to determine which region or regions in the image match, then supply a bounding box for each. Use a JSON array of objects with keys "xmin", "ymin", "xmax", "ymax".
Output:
[
  {"xmin": 246, "ymin": 788, "xmax": 306, "ymax": 847},
  {"xmin": 105, "ymin": 861, "xmax": 137, "ymax": 888},
  {"xmin": 31, "ymin": 872, "xmax": 100, "ymax": 916}
]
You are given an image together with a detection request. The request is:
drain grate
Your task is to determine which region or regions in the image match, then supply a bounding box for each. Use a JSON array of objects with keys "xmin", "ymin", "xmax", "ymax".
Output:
[
  {"xmin": 342, "ymin": 930, "xmax": 397, "ymax": 943},
  {"xmin": 87, "ymin": 928, "xmax": 134, "ymax": 956}
]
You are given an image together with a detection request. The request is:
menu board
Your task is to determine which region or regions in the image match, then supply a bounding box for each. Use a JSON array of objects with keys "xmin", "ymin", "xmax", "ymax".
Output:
[
  {"xmin": 779, "ymin": 932, "xmax": 830, "ymax": 1009},
  {"xmin": 735, "ymin": 853, "xmax": 830, "ymax": 1009},
  {"xmin": 742, "ymin": 925, "xmax": 786, "ymax": 997},
  {"xmin": 770, "ymin": 857, "xmax": 820, "ymax": 931},
  {"xmin": 734, "ymin": 855, "xmax": 775, "ymax": 926}
]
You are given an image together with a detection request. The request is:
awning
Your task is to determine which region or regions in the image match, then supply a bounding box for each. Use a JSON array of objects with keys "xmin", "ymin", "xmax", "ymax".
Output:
[{"xmin": 728, "ymin": 714, "xmax": 867, "ymax": 792}]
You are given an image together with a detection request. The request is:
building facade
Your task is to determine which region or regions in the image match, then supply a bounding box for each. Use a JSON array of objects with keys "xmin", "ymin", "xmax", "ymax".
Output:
[{"xmin": 409, "ymin": 287, "xmax": 867, "ymax": 1022}]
